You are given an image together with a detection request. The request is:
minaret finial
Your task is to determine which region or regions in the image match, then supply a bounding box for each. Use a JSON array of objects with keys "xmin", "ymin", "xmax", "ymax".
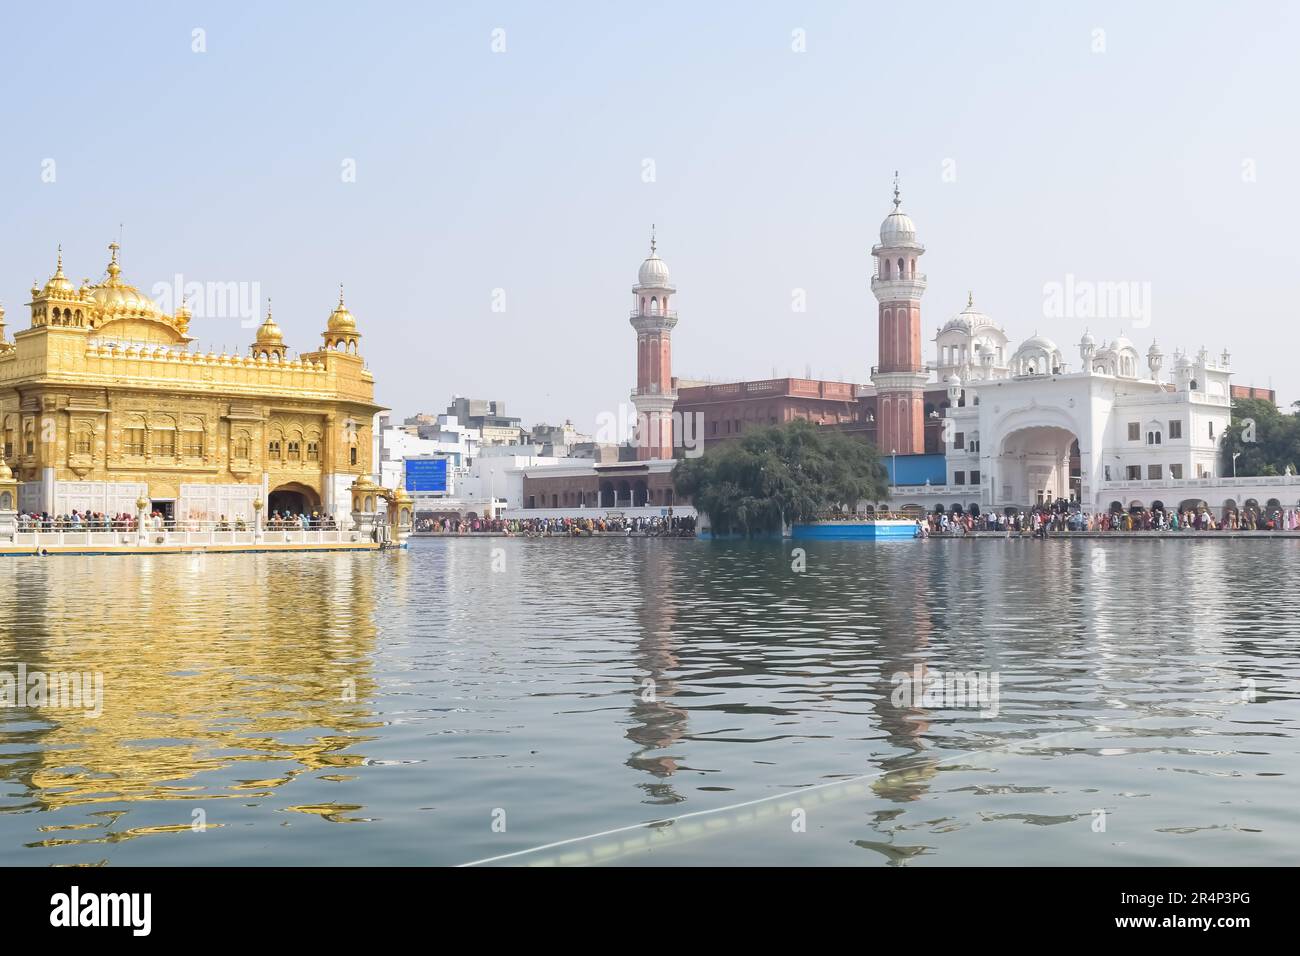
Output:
[
  {"xmin": 967, "ymin": 290, "xmax": 973, "ymax": 308},
  {"xmin": 650, "ymin": 223, "xmax": 657, "ymax": 255},
  {"xmin": 892, "ymin": 170, "xmax": 901, "ymax": 210},
  {"xmin": 56, "ymin": 244, "xmax": 64, "ymax": 273},
  {"xmin": 339, "ymin": 282, "xmax": 345, "ymax": 306},
  {"xmin": 266, "ymin": 297, "xmax": 272, "ymax": 319}
]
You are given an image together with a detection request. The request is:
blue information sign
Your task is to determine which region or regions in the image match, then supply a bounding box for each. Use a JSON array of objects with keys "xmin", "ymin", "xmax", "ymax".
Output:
[{"xmin": 405, "ymin": 458, "xmax": 448, "ymax": 492}]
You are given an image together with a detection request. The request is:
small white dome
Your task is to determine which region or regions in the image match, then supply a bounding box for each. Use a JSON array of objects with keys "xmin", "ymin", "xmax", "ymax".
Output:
[
  {"xmin": 637, "ymin": 253, "xmax": 670, "ymax": 288},
  {"xmin": 1018, "ymin": 334, "xmax": 1059, "ymax": 354},
  {"xmin": 942, "ymin": 297, "xmax": 994, "ymax": 334},
  {"xmin": 946, "ymin": 373, "xmax": 962, "ymax": 387},
  {"xmin": 880, "ymin": 210, "xmax": 916, "ymax": 246},
  {"xmin": 1079, "ymin": 329, "xmax": 1095, "ymax": 346}
]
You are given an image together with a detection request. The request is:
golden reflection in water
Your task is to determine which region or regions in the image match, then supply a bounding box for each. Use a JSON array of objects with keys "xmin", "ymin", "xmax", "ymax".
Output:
[{"xmin": 0, "ymin": 553, "xmax": 381, "ymax": 844}]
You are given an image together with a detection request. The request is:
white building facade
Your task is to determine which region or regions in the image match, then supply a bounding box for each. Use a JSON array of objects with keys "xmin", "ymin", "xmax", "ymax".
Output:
[{"xmin": 880, "ymin": 199, "xmax": 1299, "ymax": 517}]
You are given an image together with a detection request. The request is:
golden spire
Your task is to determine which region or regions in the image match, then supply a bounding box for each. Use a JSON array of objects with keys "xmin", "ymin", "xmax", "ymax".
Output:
[
  {"xmin": 339, "ymin": 282, "xmax": 346, "ymax": 307},
  {"xmin": 106, "ymin": 241, "xmax": 122, "ymax": 283},
  {"xmin": 41, "ymin": 244, "xmax": 76, "ymax": 297}
]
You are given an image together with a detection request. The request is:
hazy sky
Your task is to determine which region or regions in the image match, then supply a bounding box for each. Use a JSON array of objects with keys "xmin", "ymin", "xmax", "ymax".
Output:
[{"xmin": 3, "ymin": 1, "xmax": 1297, "ymax": 429}]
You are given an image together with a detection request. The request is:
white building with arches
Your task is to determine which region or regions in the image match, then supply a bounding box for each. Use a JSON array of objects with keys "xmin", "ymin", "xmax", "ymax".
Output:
[{"xmin": 875, "ymin": 197, "xmax": 1300, "ymax": 518}]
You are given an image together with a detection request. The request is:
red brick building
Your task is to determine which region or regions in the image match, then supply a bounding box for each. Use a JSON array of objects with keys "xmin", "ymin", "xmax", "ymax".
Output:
[{"xmin": 673, "ymin": 377, "xmax": 951, "ymax": 454}]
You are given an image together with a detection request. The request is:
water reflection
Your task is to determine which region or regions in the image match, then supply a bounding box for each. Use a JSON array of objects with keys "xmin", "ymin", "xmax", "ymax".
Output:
[
  {"xmin": 0, "ymin": 553, "xmax": 381, "ymax": 856},
  {"xmin": 1, "ymin": 538, "xmax": 1297, "ymax": 867}
]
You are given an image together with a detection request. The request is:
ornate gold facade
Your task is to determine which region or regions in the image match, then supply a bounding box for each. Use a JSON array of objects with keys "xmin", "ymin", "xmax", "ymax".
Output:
[{"xmin": 0, "ymin": 243, "xmax": 385, "ymax": 521}]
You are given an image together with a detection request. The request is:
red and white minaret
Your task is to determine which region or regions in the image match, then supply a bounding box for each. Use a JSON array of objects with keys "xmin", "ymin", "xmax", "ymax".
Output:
[
  {"xmin": 630, "ymin": 227, "xmax": 678, "ymax": 460},
  {"xmin": 870, "ymin": 175, "xmax": 929, "ymax": 456}
]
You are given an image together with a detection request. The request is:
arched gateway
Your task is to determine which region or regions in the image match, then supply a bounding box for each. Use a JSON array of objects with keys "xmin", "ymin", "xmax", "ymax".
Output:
[
  {"xmin": 993, "ymin": 424, "xmax": 1080, "ymax": 507},
  {"xmin": 269, "ymin": 482, "xmax": 321, "ymax": 516}
]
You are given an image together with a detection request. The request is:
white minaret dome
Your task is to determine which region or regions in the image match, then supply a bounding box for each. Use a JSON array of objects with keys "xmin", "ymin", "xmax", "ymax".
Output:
[
  {"xmin": 636, "ymin": 228, "xmax": 671, "ymax": 288},
  {"xmin": 638, "ymin": 252, "xmax": 670, "ymax": 288},
  {"xmin": 946, "ymin": 372, "xmax": 962, "ymax": 387},
  {"xmin": 1080, "ymin": 329, "xmax": 1095, "ymax": 347},
  {"xmin": 880, "ymin": 210, "xmax": 916, "ymax": 246},
  {"xmin": 878, "ymin": 173, "xmax": 919, "ymax": 247}
]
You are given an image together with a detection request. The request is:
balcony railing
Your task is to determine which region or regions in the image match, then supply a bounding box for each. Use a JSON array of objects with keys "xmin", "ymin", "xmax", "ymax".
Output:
[{"xmin": 1102, "ymin": 475, "xmax": 1300, "ymax": 491}]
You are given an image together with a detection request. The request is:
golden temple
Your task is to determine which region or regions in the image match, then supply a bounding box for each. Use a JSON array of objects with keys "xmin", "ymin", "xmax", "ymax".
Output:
[{"xmin": 0, "ymin": 243, "xmax": 385, "ymax": 524}]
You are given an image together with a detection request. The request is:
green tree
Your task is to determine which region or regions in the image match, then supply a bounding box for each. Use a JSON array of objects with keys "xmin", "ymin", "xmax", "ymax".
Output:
[
  {"xmin": 673, "ymin": 420, "xmax": 888, "ymax": 536},
  {"xmin": 1221, "ymin": 398, "xmax": 1300, "ymax": 477}
]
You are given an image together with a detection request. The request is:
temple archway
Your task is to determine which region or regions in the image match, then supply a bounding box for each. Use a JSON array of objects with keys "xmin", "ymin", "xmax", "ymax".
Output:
[
  {"xmin": 269, "ymin": 482, "xmax": 321, "ymax": 517},
  {"xmin": 995, "ymin": 424, "xmax": 1079, "ymax": 507}
]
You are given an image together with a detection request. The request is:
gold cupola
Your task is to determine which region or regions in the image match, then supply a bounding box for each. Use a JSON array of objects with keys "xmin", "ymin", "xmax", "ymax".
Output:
[
  {"xmin": 323, "ymin": 284, "xmax": 361, "ymax": 355},
  {"xmin": 30, "ymin": 246, "xmax": 85, "ymax": 329},
  {"xmin": 42, "ymin": 246, "xmax": 77, "ymax": 298},
  {"xmin": 252, "ymin": 299, "xmax": 288, "ymax": 361},
  {"xmin": 81, "ymin": 242, "xmax": 190, "ymax": 344}
]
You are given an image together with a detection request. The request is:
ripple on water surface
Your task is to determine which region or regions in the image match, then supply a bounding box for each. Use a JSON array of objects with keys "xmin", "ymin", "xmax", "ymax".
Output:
[{"xmin": 0, "ymin": 539, "xmax": 1296, "ymax": 865}]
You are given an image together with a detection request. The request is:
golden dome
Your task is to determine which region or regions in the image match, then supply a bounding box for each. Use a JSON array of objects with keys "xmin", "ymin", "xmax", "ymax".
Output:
[
  {"xmin": 87, "ymin": 242, "xmax": 162, "ymax": 317},
  {"xmin": 255, "ymin": 301, "xmax": 284, "ymax": 344},
  {"xmin": 0, "ymin": 458, "xmax": 12, "ymax": 480},
  {"xmin": 327, "ymin": 285, "xmax": 358, "ymax": 333},
  {"xmin": 41, "ymin": 247, "xmax": 77, "ymax": 298}
]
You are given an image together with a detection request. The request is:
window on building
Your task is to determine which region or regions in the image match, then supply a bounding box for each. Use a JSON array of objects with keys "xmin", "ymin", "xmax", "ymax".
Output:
[
  {"xmin": 153, "ymin": 430, "xmax": 175, "ymax": 457},
  {"xmin": 183, "ymin": 431, "xmax": 203, "ymax": 457},
  {"xmin": 234, "ymin": 436, "xmax": 250, "ymax": 459},
  {"xmin": 1104, "ymin": 465, "xmax": 1112, "ymax": 482},
  {"xmin": 75, "ymin": 431, "xmax": 92, "ymax": 455},
  {"xmin": 287, "ymin": 440, "xmax": 301, "ymax": 460},
  {"xmin": 552, "ymin": 494, "xmax": 558, "ymax": 508},
  {"xmin": 1148, "ymin": 464, "xmax": 1162, "ymax": 480},
  {"xmin": 1125, "ymin": 465, "xmax": 1141, "ymax": 480},
  {"xmin": 349, "ymin": 446, "xmax": 358, "ymax": 465},
  {"xmin": 1147, "ymin": 430, "xmax": 1161, "ymax": 445},
  {"xmin": 1208, "ymin": 421, "xmax": 1215, "ymax": 439},
  {"xmin": 953, "ymin": 432, "xmax": 965, "ymax": 450},
  {"xmin": 1127, "ymin": 422, "xmax": 1140, "ymax": 441},
  {"xmin": 125, "ymin": 428, "xmax": 146, "ymax": 456},
  {"xmin": 954, "ymin": 471, "xmax": 965, "ymax": 485},
  {"xmin": 970, "ymin": 470, "xmax": 981, "ymax": 485},
  {"xmin": 527, "ymin": 495, "xmax": 536, "ymax": 509},
  {"xmin": 1168, "ymin": 420, "xmax": 1182, "ymax": 439},
  {"xmin": 268, "ymin": 439, "xmax": 282, "ymax": 458},
  {"xmin": 1170, "ymin": 464, "xmax": 1183, "ymax": 479},
  {"xmin": 306, "ymin": 441, "xmax": 320, "ymax": 461}
]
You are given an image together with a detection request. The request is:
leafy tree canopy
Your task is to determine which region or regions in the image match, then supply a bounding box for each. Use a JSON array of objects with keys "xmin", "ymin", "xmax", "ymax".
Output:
[
  {"xmin": 673, "ymin": 420, "xmax": 888, "ymax": 536},
  {"xmin": 1221, "ymin": 398, "xmax": 1300, "ymax": 477}
]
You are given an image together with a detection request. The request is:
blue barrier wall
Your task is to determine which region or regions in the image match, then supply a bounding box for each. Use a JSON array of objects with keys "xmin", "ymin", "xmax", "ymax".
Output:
[{"xmin": 885, "ymin": 453, "xmax": 947, "ymax": 486}]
